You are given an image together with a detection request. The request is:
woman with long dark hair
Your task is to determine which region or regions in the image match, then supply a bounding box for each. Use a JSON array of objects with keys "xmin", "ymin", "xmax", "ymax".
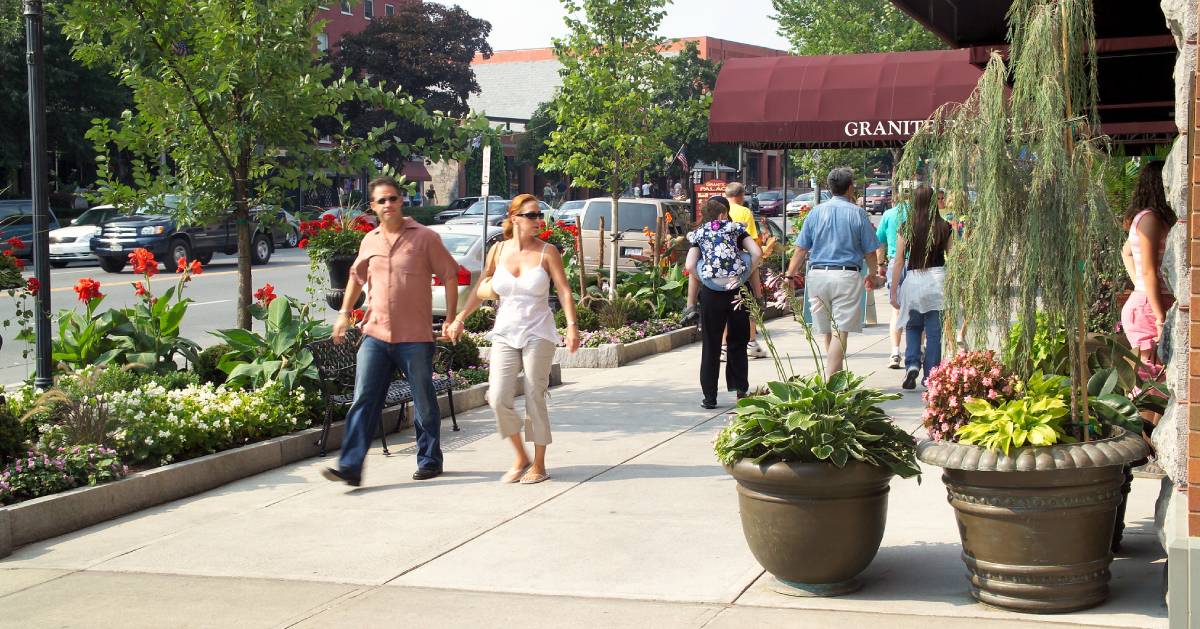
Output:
[
  {"xmin": 889, "ymin": 184, "xmax": 953, "ymax": 390},
  {"xmin": 1120, "ymin": 161, "xmax": 1177, "ymax": 377}
]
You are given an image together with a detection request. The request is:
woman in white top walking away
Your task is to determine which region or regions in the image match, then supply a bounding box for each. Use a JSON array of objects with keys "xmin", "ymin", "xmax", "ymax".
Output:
[{"xmin": 449, "ymin": 194, "xmax": 581, "ymax": 484}]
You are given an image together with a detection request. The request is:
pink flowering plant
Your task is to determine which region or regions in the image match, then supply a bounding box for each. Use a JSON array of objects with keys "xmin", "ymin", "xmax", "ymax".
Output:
[
  {"xmin": 0, "ymin": 445, "xmax": 127, "ymax": 505},
  {"xmin": 922, "ymin": 350, "xmax": 1018, "ymax": 442}
]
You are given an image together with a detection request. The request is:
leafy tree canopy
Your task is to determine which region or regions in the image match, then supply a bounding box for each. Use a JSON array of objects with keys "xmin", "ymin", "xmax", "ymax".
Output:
[
  {"xmin": 772, "ymin": 0, "xmax": 944, "ymax": 56},
  {"xmin": 331, "ymin": 2, "xmax": 492, "ymax": 161}
]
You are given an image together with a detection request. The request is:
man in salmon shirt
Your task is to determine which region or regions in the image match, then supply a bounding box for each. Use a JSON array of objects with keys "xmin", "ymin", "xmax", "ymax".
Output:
[{"xmin": 322, "ymin": 176, "xmax": 461, "ymax": 486}]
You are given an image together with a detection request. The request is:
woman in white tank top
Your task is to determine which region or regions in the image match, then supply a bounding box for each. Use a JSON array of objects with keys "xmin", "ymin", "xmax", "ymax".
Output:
[
  {"xmin": 1119, "ymin": 161, "xmax": 1176, "ymax": 380},
  {"xmin": 449, "ymin": 195, "xmax": 580, "ymax": 484}
]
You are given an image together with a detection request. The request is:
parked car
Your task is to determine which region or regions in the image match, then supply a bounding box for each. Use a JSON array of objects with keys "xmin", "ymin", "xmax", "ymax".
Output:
[
  {"xmin": 785, "ymin": 190, "xmax": 832, "ymax": 215},
  {"xmin": 49, "ymin": 204, "xmax": 120, "ymax": 267},
  {"xmin": 551, "ymin": 200, "xmax": 586, "ymax": 226},
  {"xmin": 577, "ymin": 197, "xmax": 692, "ymax": 273},
  {"xmin": 428, "ymin": 224, "xmax": 504, "ymax": 321},
  {"xmin": 447, "ymin": 199, "xmax": 554, "ymax": 227},
  {"xmin": 752, "ymin": 190, "xmax": 797, "ymax": 217},
  {"xmin": 250, "ymin": 207, "xmax": 302, "ymax": 248},
  {"xmin": 91, "ymin": 195, "xmax": 275, "ymax": 273},
  {"xmin": 0, "ymin": 200, "xmax": 62, "ymax": 257},
  {"xmin": 859, "ymin": 185, "xmax": 893, "ymax": 214},
  {"xmin": 434, "ymin": 195, "xmax": 505, "ymax": 223}
]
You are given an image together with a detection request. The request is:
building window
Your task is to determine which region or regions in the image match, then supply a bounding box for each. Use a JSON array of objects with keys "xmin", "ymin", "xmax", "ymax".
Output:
[
  {"xmin": 316, "ymin": 31, "xmax": 329, "ymax": 52},
  {"xmin": 385, "ymin": 3, "xmax": 394, "ymax": 16},
  {"xmin": 365, "ymin": 0, "xmax": 373, "ymax": 18},
  {"xmin": 340, "ymin": 0, "xmax": 351, "ymax": 14}
]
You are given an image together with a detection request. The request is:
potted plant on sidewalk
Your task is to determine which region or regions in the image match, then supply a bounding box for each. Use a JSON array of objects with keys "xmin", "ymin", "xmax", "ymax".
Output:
[
  {"xmin": 896, "ymin": 0, "xmax": 1152, "ymax": 613},
  {"xmin": 299, "ymin": 208, "xmax": 377, "ymax": 309},
  {"xmin": 714, "ymin": 291, "xmax": 919, "ymax": 596}
]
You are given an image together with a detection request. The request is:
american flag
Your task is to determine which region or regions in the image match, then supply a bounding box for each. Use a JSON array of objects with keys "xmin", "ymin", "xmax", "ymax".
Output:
[{"xmin": 673, "ymin": 144, "xmax": 688, "ymax": 172}]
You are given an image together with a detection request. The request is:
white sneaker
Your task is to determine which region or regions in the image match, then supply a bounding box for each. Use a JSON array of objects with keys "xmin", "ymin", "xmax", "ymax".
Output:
[
  {"xmin": 747, "ymin": 341, "xmax": 767, "ymax": 359},
  {"xmin": 888, "ymin": 353, "xmax": 902, "ymax": 369}
]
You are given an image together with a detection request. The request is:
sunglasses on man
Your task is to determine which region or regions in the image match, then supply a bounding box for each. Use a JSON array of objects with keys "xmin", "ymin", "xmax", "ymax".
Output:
[{"xmin": 373, "ymin": 195, "xmax": 402, "ymax": 205}]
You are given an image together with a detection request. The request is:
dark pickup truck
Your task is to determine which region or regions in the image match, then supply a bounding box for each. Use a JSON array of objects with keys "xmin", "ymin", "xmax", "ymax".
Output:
[{"xmin": 91, "ymin": 195, "xmax": 276, "ymax": 273}]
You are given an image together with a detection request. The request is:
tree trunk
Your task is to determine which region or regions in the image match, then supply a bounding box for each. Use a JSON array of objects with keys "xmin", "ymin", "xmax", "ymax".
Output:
[{"xmin": 234, "ymin": 158, "xmax": 253, "ymax": 330}]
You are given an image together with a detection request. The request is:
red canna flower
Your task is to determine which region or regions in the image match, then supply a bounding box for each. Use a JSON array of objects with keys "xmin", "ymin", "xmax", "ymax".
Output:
[
  {"xmin": 24, "ymin": 277, "xmax": 39, "ymax": 294},
  {"xmin": 254, "ymin": 283, "xmax": 277, "ymax": 305},
  {"xmin": 73, "ymin": 277, "xmax": 103, "ymax": 302},
  {"xmin": 2, "ymin": 250, "xmax": 12, "ymax": 257},
  {"xmin": 128, "ymin": 248, "xmax": 159, "ymax": 277},
  {"xmin": 297, "ymin": 238, "xmax": 308, "ymax": 249},
  {"xmin": 189, "ymin": 259, "xmax": 203, "ymax": 276},
  {"xmin": 6, "ymin": 237, "xmax": 24, "ymax": 249},
  {"xmin": 350, "ymin": 309, "xmax": 365, "ymax": 323},
  {"xmin": 132, "ymin": 281, "xmax": 147, "ymax": 297},
  {"xmin": 176, "ymin": 257, "xmax": 187, "ymax": 273},
  {"xmin": 14, "ymin": 257, "xmax": 24, "ymax": 270}
]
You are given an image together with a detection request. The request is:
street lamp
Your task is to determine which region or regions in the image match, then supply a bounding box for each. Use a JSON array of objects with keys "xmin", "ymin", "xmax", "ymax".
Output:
[{"xmin": 24, "ymin": 0, "xmax": 52, "ymax": 389}]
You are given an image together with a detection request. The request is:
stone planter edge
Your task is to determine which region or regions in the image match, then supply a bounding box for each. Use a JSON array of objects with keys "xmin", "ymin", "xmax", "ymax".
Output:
[{"xmin": 0, "ymin": 363, "xmax": 562, "ymax": 557}]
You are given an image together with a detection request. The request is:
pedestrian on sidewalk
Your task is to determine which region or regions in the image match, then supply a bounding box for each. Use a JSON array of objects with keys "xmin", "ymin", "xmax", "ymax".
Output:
[
  {"xmin": 449, "ymin": 194, "xmax": 581, "ymax": 484},
  {"xmin": 785, "ymin": 167, "xmax": 883, "ymax": 376},
  {"xmin": 876, "ymin": 187, "xmax": 910, "ymax": 370},
  {"xmin": 889, "ymin": 185, "xmax": 952, "ymax": 390},
  {"xmin": 683, "ymin": 196, "xmax": 763, "ymax": 409},
  {"xmin": 322, "ymin": 176, "xmax": 461, "ymax": 487},
  {"xmin": 725, "ymin": 182, "xmax": 767, "ymax": 360}
]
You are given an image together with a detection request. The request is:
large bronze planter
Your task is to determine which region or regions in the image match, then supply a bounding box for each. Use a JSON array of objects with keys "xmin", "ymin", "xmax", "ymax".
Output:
[
  {"xmin": 724, "ymin": 459, "xmax": 893, "ymax": 596},
  {"xmin": 917, "ymin": 429, "xmax": 1148, "ymax": 614}
]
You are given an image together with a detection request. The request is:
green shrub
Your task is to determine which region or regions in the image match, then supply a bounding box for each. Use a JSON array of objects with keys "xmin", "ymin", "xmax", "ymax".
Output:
[
  {"xmin": 555, "ymin": 306, "xmax": 599, "ymax": 331},
  {"xmin": 464, "ymin": 307, "xmax": 496, "ymax": 333},
  {"xmin": 594, "ymin": 296, "xmax": 651, "ymax": 328},
  {"xmin": 194, "ymin": 343, "xmax": 233, "ymax": 385},
  {"xmin": 0, "ymin": 444, "xmax": 127, "ymax": 505},
  {"xmin": 0, "ymin": 402, "xmax": 26, "ymax": 465},
  {"xmin": 437, "ymin": 334, "xmax": 481, "ymax": 371}
]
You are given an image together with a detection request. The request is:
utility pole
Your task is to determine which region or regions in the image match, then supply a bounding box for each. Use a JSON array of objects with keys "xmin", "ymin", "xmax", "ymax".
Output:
[{"xmin": 24, "ymin": 0, "xmax": 52, "ymax": 389}]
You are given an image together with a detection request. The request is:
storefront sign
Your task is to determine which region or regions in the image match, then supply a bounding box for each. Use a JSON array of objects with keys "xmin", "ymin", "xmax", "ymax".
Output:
[
  {"xmin": 843, "ymin": 120, "xmax": 930, "ymax": 138},
  {"xmin": 694, "ymin": 179, "xmax": 727, "ymax": 221}
]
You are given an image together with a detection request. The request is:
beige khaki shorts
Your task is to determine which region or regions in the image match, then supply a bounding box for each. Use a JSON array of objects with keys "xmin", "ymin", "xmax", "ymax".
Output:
[{"xmin": 807, "ymin": 269, "xmax": 863, "ymax": 334}]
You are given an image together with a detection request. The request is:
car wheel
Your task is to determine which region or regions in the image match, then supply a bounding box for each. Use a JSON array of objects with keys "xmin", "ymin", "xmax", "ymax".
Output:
[
  {"xmin": 251, "ymin": 233, "xmax": 272, "ymax": 265},
  {"xmin": 170, "ymin": 238, "xmax": 192, "ymax": 271},
  {"xmin": 50, "ymin": 260, "xmax": 68, "ymax": 269},
  {"xmin": 285, "ymin": 229, "xmax": 299, "ymax": 248},
  {"xmin": 98, "ymin": 257, "xmax": 126, "ymax": 273},
  {"xmin": 197, "ymin": 253, "xmax": 213, "ymax": 265}
]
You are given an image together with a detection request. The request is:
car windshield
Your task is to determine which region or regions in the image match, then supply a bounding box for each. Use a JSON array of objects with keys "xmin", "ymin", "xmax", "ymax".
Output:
[
  {"xmin": 558, "ymin": 201, "xmax": 585, "ymax": 213},
  {"xmin": 582, "ymin": 201, "xmax": 657, "ymax": 232},
  {"xmin": 757, "ymin": 191, "xmax": 782, "ymax": 201},
  {"xmin": 438, "ymin": 232, "xmax": 479, "ymax": 257},
  {"xmin": 134, "ymin": 195, "xmax": 182, "ymax": 215},
  {"xmin": 72, "ymin": 208, "xmax": 108, "ymax": 226},
  {"xmin": 0, "ymin": 201, "xmax": 33, "ymax": 224},
  {"xmin": 866, "ymin": 186, "xmax": 889, "ymax": 196},
  {"xmin": 461, "ymin": 199, "xmax": 508, "ymax": 216}
]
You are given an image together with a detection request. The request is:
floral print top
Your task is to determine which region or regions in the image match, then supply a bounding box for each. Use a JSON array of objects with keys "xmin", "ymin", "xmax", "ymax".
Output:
[{"xmin": 686, "ymin": 219, "xmax": 750, "ymax": 280}]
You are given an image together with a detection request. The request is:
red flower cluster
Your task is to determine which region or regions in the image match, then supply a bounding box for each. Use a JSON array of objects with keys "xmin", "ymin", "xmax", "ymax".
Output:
[
  {"xmin": 297, "ymin": 238, "xmax": 309, "ymax": 249},
  {"xmin": 132, "ymin": 281, "xmax": 147, "ymax": 297},
  {"xmin": 6, "ymin": 237, "xmax": 24, "ymax": 250},
  {"xmin": 25, "ymin": 277, "xmax": 39, "ymax": 294},
  {"xmin": 350, "ymin": 309, "xmax": 365, "ymax": 323},
  {"xmin": 538, "ymin": 229, "xmax": 553, "ymax": 240},
  {"xmin": 128, "ymin": 248, "xmax": 159, "ymax": 277},
  {"xmin": 73, "ymin": 278, "xmax": 103, "ymax": 303},
  {"xmin": 176, "ymin": 257, "xmax": 203, "ymax": 277},
  {"xmin": 254, "ymin": 283, "xmax": 277, "ymax": 305}
]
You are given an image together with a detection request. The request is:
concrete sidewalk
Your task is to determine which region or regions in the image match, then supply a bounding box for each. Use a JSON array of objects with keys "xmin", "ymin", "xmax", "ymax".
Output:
[{"xmin": 0, "ymin": 303, "xmax": 1169, "ymax": 628}]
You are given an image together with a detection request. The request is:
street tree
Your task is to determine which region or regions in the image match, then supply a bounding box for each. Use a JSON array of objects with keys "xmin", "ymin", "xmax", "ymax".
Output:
[
  {"xmin": 62, "ymin": 0, "xmax": 483, "ymax": 329},
  {"xmin": 515, "ymin": 101, "xmax": 557, "ymax": 177},
  {"xmin": 541, "ymin": 0, "xmax": 674, "ymax": 295},
  {"xmin": 331, "ymin": 2, "xmax": 492, "ymax": 163},
  {"xmin": 653, "ymin": 40, "xmax": 733, "ymax": 183}
]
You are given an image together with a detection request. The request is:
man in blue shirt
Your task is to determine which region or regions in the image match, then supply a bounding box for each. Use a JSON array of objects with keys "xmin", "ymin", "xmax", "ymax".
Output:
[
  {"xmin": 875, "ymin": 192, "xmax": 909, "ymax": 369},
  {"xmin": 785, "ymin": 167, "xmax": 882, "ymax": 375}
]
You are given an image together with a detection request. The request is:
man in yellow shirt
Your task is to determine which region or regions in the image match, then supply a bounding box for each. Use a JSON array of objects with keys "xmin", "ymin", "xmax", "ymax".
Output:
[{"xmin": 725, "ymin": 182, "xmax": 766, "ymax": 358}]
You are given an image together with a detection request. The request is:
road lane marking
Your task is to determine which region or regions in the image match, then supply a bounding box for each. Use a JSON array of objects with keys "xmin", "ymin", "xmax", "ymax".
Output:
[{"xmin": 191, "ymin": 299, "xmax": 232, "ymax": 306}]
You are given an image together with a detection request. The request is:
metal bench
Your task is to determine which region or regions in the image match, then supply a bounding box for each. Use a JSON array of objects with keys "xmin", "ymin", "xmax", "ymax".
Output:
[{"xmin": 307, "ymin": 327, "xmax": 460, "ymax": 457}]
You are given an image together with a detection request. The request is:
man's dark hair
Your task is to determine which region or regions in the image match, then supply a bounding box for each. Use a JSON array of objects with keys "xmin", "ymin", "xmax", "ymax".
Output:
[
  {"xmin": 827, "ymin": 167, "xmax": 855, "ymax": 196},
  {"xmin": 368, "ymin": 176, "xmax": 402, "ymax": 196}
]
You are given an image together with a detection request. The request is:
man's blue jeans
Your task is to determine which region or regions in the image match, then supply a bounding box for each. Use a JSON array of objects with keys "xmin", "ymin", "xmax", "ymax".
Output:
[
  {"xmin": 905, "ymin": 309, "xmax": 942, "ymax": 382},
  {"xmin": 338, "ymin": 336, "xmax": 443, "ymax": 475}
]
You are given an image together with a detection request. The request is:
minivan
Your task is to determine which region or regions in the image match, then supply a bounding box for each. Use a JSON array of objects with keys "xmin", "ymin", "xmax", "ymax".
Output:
[{"xmin": 577, "ymin": 197, "xmax": 693, "ymax": 273}]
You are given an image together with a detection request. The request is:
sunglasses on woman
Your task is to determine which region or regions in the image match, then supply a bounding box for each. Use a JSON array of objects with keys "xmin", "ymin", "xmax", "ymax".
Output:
[{"xmin": 515, "ymin": 211, "xmax": 544, "ymax": 219}]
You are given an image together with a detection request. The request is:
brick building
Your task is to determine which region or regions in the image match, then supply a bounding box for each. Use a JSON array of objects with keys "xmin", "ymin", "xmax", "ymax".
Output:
[
  {"xmin": 314, "ymin": 0, "xmax": 420, "ymax": 53},
  {"xmin": 445, "ymin": 36, "xmax": 789, "ymax": 202}
]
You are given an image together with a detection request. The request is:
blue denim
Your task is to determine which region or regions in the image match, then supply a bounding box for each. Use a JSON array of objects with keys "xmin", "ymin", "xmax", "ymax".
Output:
[
  {"xmin": 700, "ymin": 251, "xmax": 753, "ymax": 292},
  {"xmin": 905, "ymin": 309, "xmax": 942, "ymax": 382},
  {"xmin": 338, "ymin": 336, "xmax": 442, "ymax": 475}
]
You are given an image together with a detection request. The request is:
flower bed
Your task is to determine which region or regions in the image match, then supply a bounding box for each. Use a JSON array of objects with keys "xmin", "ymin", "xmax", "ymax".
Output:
[{"xmin": 0, "ymin": 445, "xmax": 126, "ymax": 505}]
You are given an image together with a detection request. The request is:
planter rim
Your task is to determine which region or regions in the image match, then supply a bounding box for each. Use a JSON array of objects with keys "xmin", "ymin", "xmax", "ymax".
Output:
[
  {"xmin": 916, "ymin": 427, "xmax": 1148, "ymax": 472},
  {"xmin": 723, "ymin": 457, "xmax": 893, "ymax": 477}
]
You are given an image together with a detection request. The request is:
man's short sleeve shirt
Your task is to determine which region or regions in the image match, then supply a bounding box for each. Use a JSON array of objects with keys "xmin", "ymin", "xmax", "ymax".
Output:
[{"xmin": 796, "ymin": 196, "xmax": 881, "ymax": 267}]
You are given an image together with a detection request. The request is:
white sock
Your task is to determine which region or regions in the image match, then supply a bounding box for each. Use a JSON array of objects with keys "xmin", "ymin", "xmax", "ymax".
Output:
[{"xmin": 891, "ymin": 346, "xmax": 900, "ymax": 355}]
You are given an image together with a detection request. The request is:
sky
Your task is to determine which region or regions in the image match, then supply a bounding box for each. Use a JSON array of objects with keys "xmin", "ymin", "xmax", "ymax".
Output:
[{"xmin": 431, "ymin": 0, "xmax": 792, "ymax": 53}]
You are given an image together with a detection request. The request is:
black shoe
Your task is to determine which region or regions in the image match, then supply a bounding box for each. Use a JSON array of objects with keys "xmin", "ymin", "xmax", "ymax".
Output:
[
  {"xmin": 412, "ymin": 468, "xmax": 442, "ymax": 481},
  {"xmin": 736, "ymin": 390, "xmax": 749, "ymax": 400},
  {"xmin": 321, "ymin": 467, "xmax": 361, "ymax": 487},
  {"xmin": 701, "ymin": 399, "xmax": 717, "ymax": 409},
  {"xmin": 902, "ymin": 367, "xmax": 919, "ymax": 391}
]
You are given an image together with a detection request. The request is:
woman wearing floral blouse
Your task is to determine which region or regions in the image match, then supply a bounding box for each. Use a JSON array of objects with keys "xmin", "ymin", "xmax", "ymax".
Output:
[{"xmin": 684, "ymin": 196, "xmax": 762, "ymax": 409}]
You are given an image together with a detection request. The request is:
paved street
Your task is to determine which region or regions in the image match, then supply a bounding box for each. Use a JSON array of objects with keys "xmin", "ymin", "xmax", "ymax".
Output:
[
  {"xmin": 0, "ymin": 247, "xmax": 325, "ymax": 386},
  {"xmin": 0, "ymin": 300, "xmax": 1168, "ymax": 628}
]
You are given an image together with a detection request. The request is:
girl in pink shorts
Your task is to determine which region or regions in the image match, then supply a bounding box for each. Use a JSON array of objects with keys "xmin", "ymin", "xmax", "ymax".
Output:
[{"xmin": 1120, "ymin": 161, "xmax": 1176, "ymax": 382}]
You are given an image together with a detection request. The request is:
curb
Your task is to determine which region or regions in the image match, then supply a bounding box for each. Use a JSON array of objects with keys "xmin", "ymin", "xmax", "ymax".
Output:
[{"xmin": 0, "ymin": 364, "xmax": 561, "ymax": 558}]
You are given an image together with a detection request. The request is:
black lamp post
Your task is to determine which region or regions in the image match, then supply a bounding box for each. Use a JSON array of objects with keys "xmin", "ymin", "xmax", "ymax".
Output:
[{"xmin": 24, "ymin": 0, "xmax": 52, "ymax": 389}]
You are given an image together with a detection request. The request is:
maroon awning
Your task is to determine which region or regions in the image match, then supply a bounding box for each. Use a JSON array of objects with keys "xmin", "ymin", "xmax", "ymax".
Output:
[
  {"xmin": 708, "ymin": 49, "xmax": 985, "ymax": 149},
  {"xmin": 402, "ymin": 160, "xmax": 432, "ymax": 182}
]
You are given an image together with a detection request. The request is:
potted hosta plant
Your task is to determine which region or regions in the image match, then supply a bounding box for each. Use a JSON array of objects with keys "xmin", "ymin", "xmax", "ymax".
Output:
[
  {"xmin": 897, "ymin": 0, "xmax": 1154, "ymax": 613},
  {"xmin": 714, "ymin": 294, "xmax": 919, "ymax": 596}
]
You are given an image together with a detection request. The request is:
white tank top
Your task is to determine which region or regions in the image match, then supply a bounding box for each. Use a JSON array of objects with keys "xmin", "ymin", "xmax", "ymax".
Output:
[{"xmin": 488, "ymin": 242, "xmax": 561, "ymax": 348}]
